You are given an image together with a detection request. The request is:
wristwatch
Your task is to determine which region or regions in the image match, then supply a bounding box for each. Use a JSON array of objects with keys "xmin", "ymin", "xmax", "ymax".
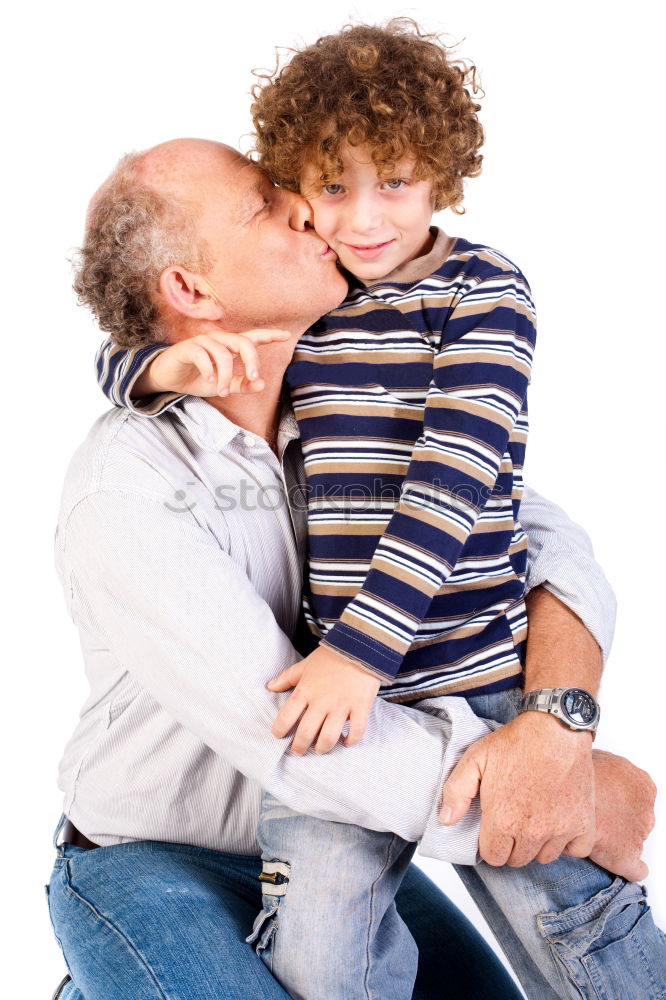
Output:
[{"xmin": 519, "ymin": 687, "xmax": 600, "ymax": 736}]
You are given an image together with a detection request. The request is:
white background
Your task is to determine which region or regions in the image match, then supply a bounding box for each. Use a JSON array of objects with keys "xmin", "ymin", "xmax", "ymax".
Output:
[{"xmin": 2, "ymin": 1, "xmax": 664, "ymax": 995}]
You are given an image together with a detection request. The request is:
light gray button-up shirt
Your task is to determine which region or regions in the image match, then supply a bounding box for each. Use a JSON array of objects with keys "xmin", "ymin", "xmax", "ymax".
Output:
[{"xmin": 54, "ymin": 397, "xmax": 616, "ymax": 864}]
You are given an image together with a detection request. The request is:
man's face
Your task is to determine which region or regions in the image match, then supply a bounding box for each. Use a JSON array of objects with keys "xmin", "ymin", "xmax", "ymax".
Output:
[{"xmin": 187, "ymin": 147, "xmax": 348, "ymax": 330}]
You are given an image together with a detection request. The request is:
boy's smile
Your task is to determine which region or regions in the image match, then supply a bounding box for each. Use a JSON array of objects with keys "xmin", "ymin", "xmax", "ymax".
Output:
[{"xmin": 301, "ymin": 144, "xmax": 436, "ymax": 282}]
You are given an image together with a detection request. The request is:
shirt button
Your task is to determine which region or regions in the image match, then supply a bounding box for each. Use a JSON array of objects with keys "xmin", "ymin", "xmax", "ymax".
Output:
[{"xmin": 244, "ymin": 435, "xmax": 256, "ymax": 447}]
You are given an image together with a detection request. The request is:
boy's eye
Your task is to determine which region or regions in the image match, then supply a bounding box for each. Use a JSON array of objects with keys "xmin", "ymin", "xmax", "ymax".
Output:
[
  {"xmin": 383, "ymin": 179, "xmax": 406, "ymax": 190},
  {"xmin": 323, "ymin": 183, "xmax": 344, "ymax": 195}
]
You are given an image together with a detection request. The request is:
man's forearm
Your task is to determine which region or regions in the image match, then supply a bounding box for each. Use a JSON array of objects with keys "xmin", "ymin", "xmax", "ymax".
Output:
[
  {"xmin": 523, "ymin": 590, "xmax": 656, "ymax": 881},
  {"xmin": 437, "ymin": 585, "xmax": 601, "ymax": 867},
  {"xmin": 521, "ymin": 485, "xmax": 617, "ymax": 661},
  {"xmin": 523, "ymin": 586, "xmax": 602, "ymax": 696}
]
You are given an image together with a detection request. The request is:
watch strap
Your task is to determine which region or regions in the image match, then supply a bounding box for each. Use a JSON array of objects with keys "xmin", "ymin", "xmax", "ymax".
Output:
[
  {"xmin": 521, "ymin": 688, "xmax": 561, "ymax": 713},
  {"xmin": 519, "ymin": 687, "xmax": 599, "ymax": 735}
]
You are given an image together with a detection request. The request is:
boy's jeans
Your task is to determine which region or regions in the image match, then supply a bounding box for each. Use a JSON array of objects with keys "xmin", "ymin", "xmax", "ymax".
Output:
[{"xmin": 251, "ymin": 687, "xmax": 666, "ymax": 1000}]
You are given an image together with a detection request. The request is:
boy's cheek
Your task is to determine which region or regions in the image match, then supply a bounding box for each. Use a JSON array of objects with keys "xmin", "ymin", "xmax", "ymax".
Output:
[
  {"xmin": 306, "ymin": 202, "xmax": 336, "ymax": 244},
  {"xmin": 312, "ymin": 220, "xmax": 331, "ymax": 242},
  {"xmin": 311, "ymin": 220, "xmax": 334, "ymax": 245}
]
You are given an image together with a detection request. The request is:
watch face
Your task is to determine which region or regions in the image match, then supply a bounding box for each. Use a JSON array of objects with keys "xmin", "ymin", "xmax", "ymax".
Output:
[{"xmin": 562, "ymin": 688, "xmax": 597, "ymax": 726}]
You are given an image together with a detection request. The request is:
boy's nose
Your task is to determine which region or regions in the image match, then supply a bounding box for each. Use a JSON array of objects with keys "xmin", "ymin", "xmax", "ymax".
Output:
[{"xmin": 347, "ymin": 196, "xmax": 382, "ymax": 236}]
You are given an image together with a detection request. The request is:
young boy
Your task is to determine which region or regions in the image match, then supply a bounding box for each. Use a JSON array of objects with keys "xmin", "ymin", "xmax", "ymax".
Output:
[
  {"xmin": 98, "ymin": 20, "xmax": 533, "ymax": 733},
  {"xmin": 92, "ymin": 21, "xmax": 606, "ymax": 1000}
]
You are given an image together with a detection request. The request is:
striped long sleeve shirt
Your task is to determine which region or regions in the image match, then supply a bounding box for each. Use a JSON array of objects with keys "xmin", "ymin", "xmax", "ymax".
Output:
[
  {"xmin": 286, "ymin": 232, "xmax": 536, "ymax": 698},
  {"xmin": 96, "ymin": 231, "xmax": 537, "ymax": 700}
]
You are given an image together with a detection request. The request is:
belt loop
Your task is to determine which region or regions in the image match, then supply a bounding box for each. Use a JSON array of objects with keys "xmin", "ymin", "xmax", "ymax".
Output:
[{"xmin": 52, "ymin": 813, "xmax": 67, "ymax": 850}]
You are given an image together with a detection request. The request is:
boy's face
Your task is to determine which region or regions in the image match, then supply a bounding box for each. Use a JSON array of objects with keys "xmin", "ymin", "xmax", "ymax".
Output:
[{"xmin": 300, "ymin": 144, "xmax": 436, "ymax": 282}]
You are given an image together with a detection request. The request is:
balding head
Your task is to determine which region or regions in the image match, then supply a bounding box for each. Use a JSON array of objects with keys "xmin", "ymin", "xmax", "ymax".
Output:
[
  {"xmin": 135, "ymin": 138, "xmax": 240, "ymax": 195},
  {"xmin": 74, "ymin": 141, "xmax": 230, "ymax": 349}
]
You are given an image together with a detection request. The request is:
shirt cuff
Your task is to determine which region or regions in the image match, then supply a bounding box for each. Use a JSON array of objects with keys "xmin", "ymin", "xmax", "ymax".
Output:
[
  {"xmin": 418, "ymin": 697, "xmax": 500, "ymax": 865},
  {"xmin": 112, "ymin": 344, "xmax": 185, "ymax": 417},
  {"xmin": 525, "ymin": 549, "xmax": 616, "ymax": 664},
  {"xmin": 321, "ymin": 622, "xmax": 401, "ymax": 682}
]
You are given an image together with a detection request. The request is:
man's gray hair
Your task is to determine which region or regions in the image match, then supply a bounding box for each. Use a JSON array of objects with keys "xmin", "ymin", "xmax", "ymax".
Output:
[{"xmin": 73, "ymin": 152, "xmax": 211, "ymax": 349}]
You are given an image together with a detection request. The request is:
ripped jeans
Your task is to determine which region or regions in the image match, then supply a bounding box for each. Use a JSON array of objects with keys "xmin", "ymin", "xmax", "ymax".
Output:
[{"xmin": 249, "ymin": 688, "xmax": 666, "ymax": 1000}]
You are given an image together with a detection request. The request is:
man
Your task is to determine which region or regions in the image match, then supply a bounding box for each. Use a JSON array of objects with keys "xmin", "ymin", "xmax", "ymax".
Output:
[{"xmin": 48, "ymin": 138, "xmax": 660, "ymax": 1000}]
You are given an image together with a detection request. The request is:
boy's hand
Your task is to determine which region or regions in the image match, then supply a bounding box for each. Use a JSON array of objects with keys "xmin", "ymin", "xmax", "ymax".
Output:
[
  {"xmin": 133, "ymin": 328, "xmax": 292, "ymax": 399},
  {"xmin": 267, "ymin": 646, "xmax": 381, "ymax": 755}
]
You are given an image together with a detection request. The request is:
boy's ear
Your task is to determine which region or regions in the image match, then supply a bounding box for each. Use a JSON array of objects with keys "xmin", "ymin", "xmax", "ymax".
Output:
[{"xmin": 159, "ymin": 266, "xmax": 225, "ymax": 321}]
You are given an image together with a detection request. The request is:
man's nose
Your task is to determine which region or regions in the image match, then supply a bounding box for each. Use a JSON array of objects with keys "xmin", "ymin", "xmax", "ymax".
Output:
[{"xmin": 285, "ymin": 190, "xmax": 315, "ymax": 231}]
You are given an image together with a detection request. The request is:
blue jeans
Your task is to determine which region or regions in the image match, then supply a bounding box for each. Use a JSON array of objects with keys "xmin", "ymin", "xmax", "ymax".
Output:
[
  {"xmin": 253, "ymin": 688, "xmax": 666, "ymax": 1000},
  {"xmin": 46, "ymin": 832, "xmax": 521, "ymax": 999}
]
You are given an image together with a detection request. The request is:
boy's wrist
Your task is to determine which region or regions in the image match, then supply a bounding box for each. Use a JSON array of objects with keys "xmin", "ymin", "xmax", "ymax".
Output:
[
  {"xmin": 319, "ymin": 637, "xmax": 390, "ymax": 686},
  {"xmin": 132, "ymin": 351, "xmax": 169, "ymax": 397}
]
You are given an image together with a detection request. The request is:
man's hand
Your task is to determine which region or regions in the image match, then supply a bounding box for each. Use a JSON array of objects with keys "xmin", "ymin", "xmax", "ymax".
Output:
[
  {"xmin": 588, "ymin": 749, "xmax": 656, "ymax": 881},
  {"xmin": 440, "ymin": 711, "xmax": 596, "ymax": 867},
  {"xmin": 267, "ymin": 646, "xmax": 381, "ymax": 755},
  {"xmin": 133, "ymin": 328, "xmax": 292, "ymax": 399}
]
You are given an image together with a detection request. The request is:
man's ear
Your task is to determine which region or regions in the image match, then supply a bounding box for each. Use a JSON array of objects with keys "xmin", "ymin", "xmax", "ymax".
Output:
[{"xmin": 159, "ymin": 266, "xmax": 225, "ymax": 321}]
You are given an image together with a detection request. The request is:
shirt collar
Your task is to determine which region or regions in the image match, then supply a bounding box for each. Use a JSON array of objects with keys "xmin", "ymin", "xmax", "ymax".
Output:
[
  {"xmin": 357, "ymin": 227, "xmax": 458, "ymax": 291},
  {"xmin": 172, "ymin": 395, "xmax": 300, "ymax": 454}
]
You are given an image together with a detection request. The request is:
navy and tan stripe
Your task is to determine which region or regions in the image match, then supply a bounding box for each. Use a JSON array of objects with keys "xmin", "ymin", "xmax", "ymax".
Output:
[{"xmin": 287, "ymin": 236, "xmax": 537, "ymax": 697}]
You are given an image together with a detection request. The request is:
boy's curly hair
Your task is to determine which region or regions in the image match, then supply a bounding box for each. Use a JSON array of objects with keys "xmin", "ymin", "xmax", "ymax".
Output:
[{"xmin": 251, "ymin": 19, "xmax": 484, "ymax": 213}]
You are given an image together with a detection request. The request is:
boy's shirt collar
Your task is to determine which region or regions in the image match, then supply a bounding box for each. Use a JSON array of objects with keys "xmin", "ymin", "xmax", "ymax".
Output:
[{"xmin": 354, "ymin": 227, "xmax": 458, "ymax": 291}]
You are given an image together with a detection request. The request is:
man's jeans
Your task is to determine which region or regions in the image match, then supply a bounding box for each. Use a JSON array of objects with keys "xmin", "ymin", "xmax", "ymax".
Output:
[
  {"xmin": 252, "ymin": 688, "xmax": 666, "ymax": 1000},
  {"xmin": 45, "ymin": 833, "xmax": 521, "ymax": 999}
]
